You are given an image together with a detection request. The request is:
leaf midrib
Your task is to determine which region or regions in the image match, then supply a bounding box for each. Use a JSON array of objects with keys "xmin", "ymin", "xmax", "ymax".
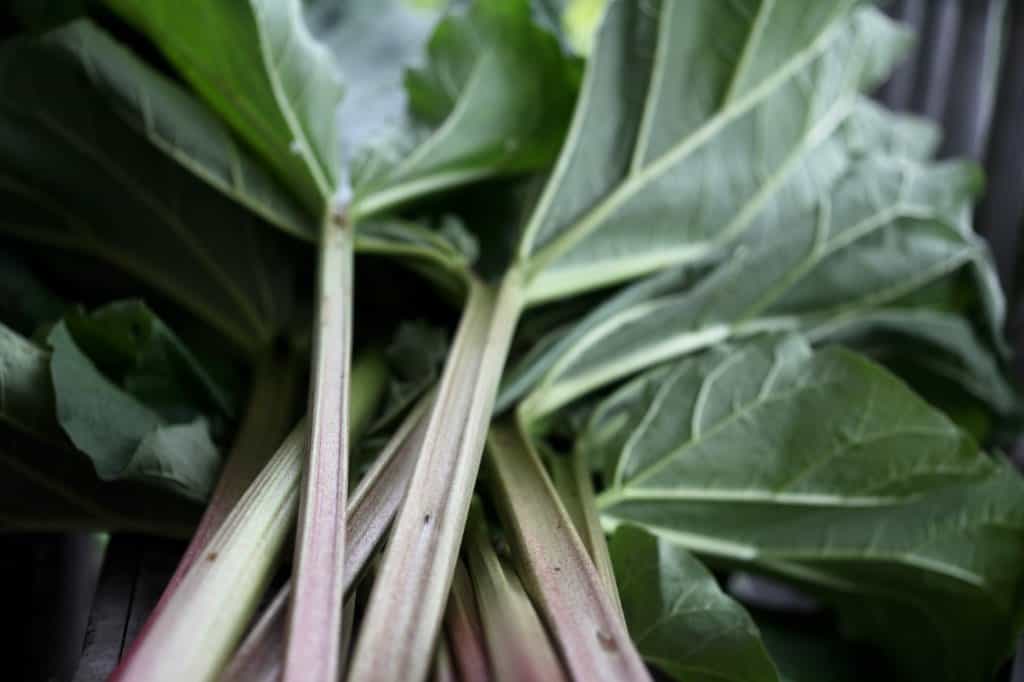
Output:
[{"xmin": 520, "ymin": 7, "xmax": 850, "ymax": 283}]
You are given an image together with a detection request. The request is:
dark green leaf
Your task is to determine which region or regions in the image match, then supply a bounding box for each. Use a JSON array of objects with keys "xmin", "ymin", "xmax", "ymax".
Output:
[
  {"xmin": 0, "ymin": 321, "xmax": 199, "ymax": 535},
  {"xmin": 10, "ymin": 0, "xmax": 84, "ymax": 31},
  {"xmin": 48, "ymin": 319, "xmax": 221, "ymax": 501},
  {"xmin": 0, "ymin": 29, "xmax": 301, "ymax": 354},
  {"xmin": 589, "ymin": 336, "xmax": 1024, "ymax": 681},
  {"xmin": 755, "ymin": 617, "xmax": 893, "ymax": 682},
  {"xmin": 104, "ymin": 0, "xmax": 343, "ymax": 214},
  {"xmin": 0, "ymin": 247, "xmax": 67, "ymax": 337},
  {"xmin": 62, "ymin": 300, "xmax": 238, "ymax": 421},
  {"xmin": 610, "ymin": 525, "xmax": 779, "ymax": 682}
]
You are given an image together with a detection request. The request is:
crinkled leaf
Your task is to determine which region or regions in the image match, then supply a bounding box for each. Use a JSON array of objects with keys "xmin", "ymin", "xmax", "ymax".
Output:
[
  {"xmin": 104, "ymin": 0, "xmax": 343, "ymax": 213},
  {"xmin": 122, "ymin": 418, "xmax": 220, "ymax": 502},
  {"xmin": 516, "ymin": 2, "xmax": 911, "ymax": 303},
  {"xmin": 610, "ymin": 525, "xmax": 779, "ymax": 682},
  {"xmin": 0, "ymin": 31, "xmax": 300, "ymax": 355},
  {"xmin": 515, "ymin": 101, "xmax": 1004, "ymax": 419},
  {"xmin": 591, "ymin": 336, "xmax": 1024, "ymax": 681},
  {"xmin": 48, "ymin": 316, "xmax": 222, "ymax": 501},
  {"xmin": 350, "ymin": 0, "xmax": 578, "ymax": 218},
  {"xmin": 820, "ymin": 309, "xmax": 1017, "ymax": 417},
  {"xmin": 355, "ymin": 217, "xmax": 475, "ymax": 298},
  {"xmin": 306, "ymin": 0, "xmax": 439, "ymax": 194},
  {"xmin": 62, "ymin": 300, "xmax": 238, "ymax": 421},
  {"xmin": 0, "ymin": 321, "xmax": 60, "ymax": 442},
  {"xmin": 0, "ymin": 321, "xmax": 200, "ymax": 534}
]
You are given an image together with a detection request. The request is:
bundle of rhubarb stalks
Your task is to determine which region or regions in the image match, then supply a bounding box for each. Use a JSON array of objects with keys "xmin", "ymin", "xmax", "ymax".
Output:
[{"xmin": 2, "ymin": 1, "xmax": 1024, "ymax": 681}]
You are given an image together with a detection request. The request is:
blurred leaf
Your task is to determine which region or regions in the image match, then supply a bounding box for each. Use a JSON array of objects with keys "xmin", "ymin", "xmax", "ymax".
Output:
[
  {"xmin": 610, "ymin": 525, "xmax": 779, "ymax": 682},
  {"xmin": 0, "ymin": 27, "xmax": 301, "ymax": 355},
  {"xmin": 590, "ymin": 336, "xmax": 1024, "ymax": 681}
]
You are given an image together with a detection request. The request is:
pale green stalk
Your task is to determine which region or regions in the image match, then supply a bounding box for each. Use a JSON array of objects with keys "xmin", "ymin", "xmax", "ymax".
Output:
[
  {"xmin": 349, "ymin": 276, "xmax": 523, "ymax": 682},
  {"xmin": 285, "ymin": 214, "xmax": 357, "ymax": 682},
  {"xmin": 486, "ymin": 421, "xmax": 651, "ymax": 682},
  {"xmin": 111, "ymin": 347, "xmax": 302, "ymax": 679},
  {"xmin": 110, "ymin": 351, "xmax": 386, "ymax": 682},
  {"xmin": 549, "ymin": 444, "xmax": 623, "ymax": 618},
  {"xmin": 465, "ymin": 502, "xmax": 568, "ymax": 682},
  {"xmin": 221, "ymin": 398, "xmax": 431, "ymax": 681}
]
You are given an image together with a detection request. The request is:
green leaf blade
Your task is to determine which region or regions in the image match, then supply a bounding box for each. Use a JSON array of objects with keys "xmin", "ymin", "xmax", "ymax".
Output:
[
  {"xmin": 0, "ymin": 32, "xmax": 301, "ymax": 354},
  {"xmin": 519, "ymin": 2, "xmax": 913, "ymax": 303},
  {"xmin": 105, "ymin": 0, "xmax": 343, "ymax": 212},
  {"xmin": 591, "ymin": 337, "xmax": 1024, "ymax": 680},
  {"xmin": 610, "ymin": 526, "xmax": 779, "ymax": 682}
]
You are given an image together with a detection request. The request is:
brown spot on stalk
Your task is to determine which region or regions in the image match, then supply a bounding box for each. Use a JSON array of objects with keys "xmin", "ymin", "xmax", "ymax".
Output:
[{"xmin": 596, "ymin": 629, "xmax": 617, "ymax": 652}]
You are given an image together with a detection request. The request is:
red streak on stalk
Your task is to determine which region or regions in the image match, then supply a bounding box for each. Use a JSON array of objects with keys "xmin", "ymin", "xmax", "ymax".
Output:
[
  {"xmin": 221, "ymin": 403, "xmax": 431, "ymax": 681},
  {"xmin": 445, "ymin": 562, "xmax": 491, "ymax": 682},
  {"xmin": 283, "ymin": 215, "xmax": 354, "ymax": 682}
]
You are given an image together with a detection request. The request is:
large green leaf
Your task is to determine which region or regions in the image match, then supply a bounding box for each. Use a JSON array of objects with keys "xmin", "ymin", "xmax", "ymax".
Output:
[
  {"xmin": 51, "ymin": 20, "xmax": 315, "ymax": 239},
  {"xmin": 515, "ymin": 1, "xmax": 910, "ymax": 303},
  {"xmin": 610, "ymin": 525, "xmax": 779, "ymax": 682},
  {"xmin": 105, "ymin": 0, "xmax": 343, "ymax": 214},
  {"xmin": 588, "ymin": 336, "xmax": 1024, "ymax": 681},
  {"xmin": 47, "ymin": 303, "xmax": 232, "ymax": 502},
  {"xmin": 0, "ymin": 321, "xmax": 201, "ymax": 535},
  {"xmin": 104, "ymin": 0, "xmax": 575, "ymax": 227},
  {"xmin": 0, "ymin": 31, "xmax": 301, "ymax": 355},
  {"xmin": 512, "ymin": 101, "xmax": 1006, "ymax": 419},
  {"xmin": 348, "ymin": 0, "xmax": 578, "ymax": 218}
]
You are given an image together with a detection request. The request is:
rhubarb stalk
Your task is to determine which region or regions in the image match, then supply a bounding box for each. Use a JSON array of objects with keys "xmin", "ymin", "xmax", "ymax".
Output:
[
  {"xmin": 110, "ymin": 350, "xmax": 385, "ymax": 682},
  {"xmin": 549, "ymin": 445, "xmax": 623, "ymax": 617},
  {"xmin": 465, "ymin": 501, "xmax": 568, "ymax": 682},
  {"xmin": 349, "ymin": 275, "xmax": 523, "ymax": 682},
  {"xmin": 285, "ymin": 213, "xmax": 355, "ymax": 682},
  {"xmin": 485, "ymin": 420, "xmax": 650, "ymax": 682},
  {"xmin": 444, "ymin": 561, "xmax": 490, "ymax": 682},
  {"xmin": 221, "ymin": 397, "xmax": 432, "ymax": 680}
]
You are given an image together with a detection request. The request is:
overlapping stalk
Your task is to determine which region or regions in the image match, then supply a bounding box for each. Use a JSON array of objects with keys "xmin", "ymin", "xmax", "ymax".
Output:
[
  {"xmin": 111, "ymin": 352, "xmax": 386, "ymax": 682},
  {"xmin": 349, "ymin": 276, "xmax": 523, "ymax": 681}
]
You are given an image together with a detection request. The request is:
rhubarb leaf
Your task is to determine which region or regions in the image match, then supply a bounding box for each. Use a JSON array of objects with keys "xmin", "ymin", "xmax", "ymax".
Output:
[
  {"xmin": 517, "ymin": 2, "xmax": 912, "ymax": 303},
  {"xmin": 592, "ymin": 336, "xmax": 1024, "ymax": 681},
  {"xmin": 0, "ymin": 321, "xmax": 202, "ymax": 535},
  {"xmin": 610, "ymin": 525, "xmax": 779, "ymax": 682},
  {"xmin": 48, "ymin": 20, "xmax": 316, "ymax": 239},
  {"xmin": 514, "ymin": 102, "xmax": 1005, "ymax": 419},
  {"xmin": 104, "ymin": 0, "xmax": 343, "ymax": 213},
  {"xmin": 62, "ymin": 300, "xmax": 238, "ymax": 421},
  {"xmin": 48, "ymin": 314, "xmax": 223, "ymax": 501},
  {"xmin": 0, "ymin": 33, "xmax": 301, "ymax": 355},
  {"xmin": 351, "ymin": 0, "xmax": 577, "ymax": 217}
]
